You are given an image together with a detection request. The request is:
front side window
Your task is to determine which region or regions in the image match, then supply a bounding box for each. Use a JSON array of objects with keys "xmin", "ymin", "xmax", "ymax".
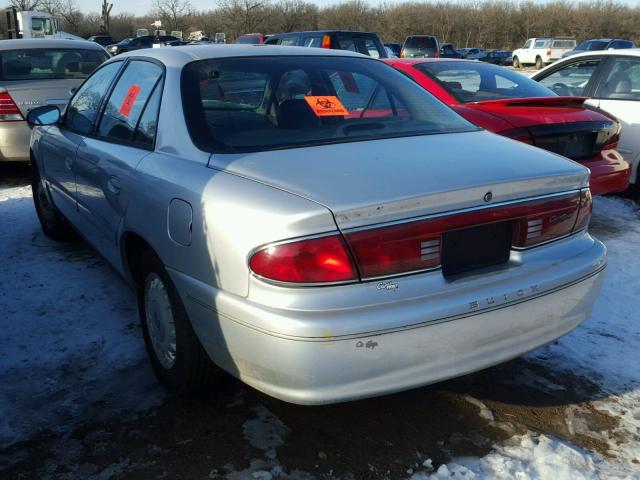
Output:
[
  {"xmin": 416, "ymin": 61, "xmax": 554, "ymax": 102},
  {"xmin": 537, "ymin": 59, "xmax": 601, "ymax": 96},
  {"xmin": 595, "ymin": 58, "xmax": 640, "ymax": 100},
  {"xmin": 182, "ymin": 56, "xmax": 474, "ymax": 153},
  {"xmin": 534, "ymin": 40, "xmax": 549, "ymax": 48},
  {"xmin": 97, "ymin": 61, "xmax": 163, "ymax": 144},
  {"xmin": 0, "ymin": 48, "xmax": 108, "ymax": 81},
  {"xmin": 65, "ymin": 61, "xmax": 123, "ymax": 135},
  {"xmin": 523, "ymin": 40, "xmax": 532, "ymax": 49}
]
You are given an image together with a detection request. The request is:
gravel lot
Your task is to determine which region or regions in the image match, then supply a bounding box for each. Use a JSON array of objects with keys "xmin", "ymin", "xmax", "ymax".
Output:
[{"xmin": 1, "ymin": 163, "xmax": 639, "ymax": 479}]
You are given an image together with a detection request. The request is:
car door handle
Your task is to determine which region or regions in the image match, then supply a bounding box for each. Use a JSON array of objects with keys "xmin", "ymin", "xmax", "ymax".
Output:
[
  {"xmin": 107, "ymin": 176, "xmax": 121, "ymax": 195},
  {"xmin": 64, "ymin": 157, "xmax": 73, "ymax": 170}
]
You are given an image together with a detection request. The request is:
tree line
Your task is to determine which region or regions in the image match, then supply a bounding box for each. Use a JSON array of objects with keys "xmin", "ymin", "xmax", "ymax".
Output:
[{"xmin": 4, "ymin": 0, "xmax": 640, "ymax": 50}]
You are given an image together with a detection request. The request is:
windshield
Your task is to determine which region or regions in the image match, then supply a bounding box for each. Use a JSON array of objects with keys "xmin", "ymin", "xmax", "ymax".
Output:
[
  {"xmin": 31, "ymin": 17, "xmax": 54, "ymax": 36},
  {"xmin": 0, "ymin": 48, "xmax": 108, "ymax": 81},
  {"xmin": 403, "ymin": 37, "xmax": 437, "ymax": 56},
  {"xmin": 118, "ymin": 38, "xmax": 131, "ymax": 45},
  {"xmin": 415, "ymin": 61, "xmax": 555, "ymax": 103},
  {"xmin": 182, "ymin": 56, "xmax": 474, "ymax": 153},
  {"xmin": 236, "ymin": 36, "xmax": 261, "ymax": 44}
]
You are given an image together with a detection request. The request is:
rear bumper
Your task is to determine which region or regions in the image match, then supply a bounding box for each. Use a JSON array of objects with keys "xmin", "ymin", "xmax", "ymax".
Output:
[
  {"xmin": 171, "ymin": 236, "xmax": 606, "ymax": 405},
  {"xmin": 0, "ymin": 121, "xmax": 30, "ymax": 162},
  {"xmin": 580, "ymin": 149, "xmax": 630, "ymax": 195}
]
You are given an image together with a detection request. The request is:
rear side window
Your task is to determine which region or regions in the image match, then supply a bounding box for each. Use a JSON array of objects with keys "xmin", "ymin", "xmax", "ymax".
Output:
[
  {"xmin": 552, "ymin": 40, "xmax": 576, "ymax": 49},
  {"xmin": 97, "ymin": 61, "xmax": 163, "ymax": 145},
  {"xmin": 335, "ymin": 35, "xmax": 384, "ymax": 58},
  {"xmin": 0, "ymin": 48, "xmax": 108, "ymax": 81},
  {"xmin": 534, "ymin": 40, "xmax": 549, "ymax": 48},
  {"xmin": 181, "ymin": 55, "xmax": 474, "ymax": 153},
  {"xmin": 65, "ymin": 61, "xmax": 123, "ymax": 135},
  {"xmin": 302, "ymin": 35, "xmax": 323, "ymax": 48},
  {"xmin": 595, "ymin": 58, "xmax": 640, "ymax": 100}
]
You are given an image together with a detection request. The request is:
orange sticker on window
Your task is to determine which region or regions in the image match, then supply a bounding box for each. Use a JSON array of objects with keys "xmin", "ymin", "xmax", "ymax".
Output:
[
  {"xmin": 119, "ymin": 85, "xmax": 141, "ymax": 117},
  {"xmin": 304, "ymin": 96, "xmax": 348, "ymax": 116}
]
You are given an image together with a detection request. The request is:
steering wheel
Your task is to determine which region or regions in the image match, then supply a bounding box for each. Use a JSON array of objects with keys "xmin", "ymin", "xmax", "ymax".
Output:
[{"xmin": 551, "ymin": 82, "xmax": 570, "ymax": 96}]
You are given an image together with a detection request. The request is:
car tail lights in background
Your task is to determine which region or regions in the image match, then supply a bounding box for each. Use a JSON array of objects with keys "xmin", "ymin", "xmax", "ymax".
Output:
[
  {"xmin": 249, "ymin": 235, "xmax": 358, "ymax": 284},
  {"xmin": 322, "ymin": 34, "xmax": 331, "ymax": 49},
  {"xmin": 546, "ymin": 49, "xmax": 552, "ymax": 57},
  {"xmin": 399, "ymin": 48, "xmax": 405, "ymax": 58},
  {"xmin": 0, "ymin": 92, "xmax": 23, "ymax": 121},
  {"xmin": 249, "ymin": 190, "xmax": 592, "ymax": 284}
]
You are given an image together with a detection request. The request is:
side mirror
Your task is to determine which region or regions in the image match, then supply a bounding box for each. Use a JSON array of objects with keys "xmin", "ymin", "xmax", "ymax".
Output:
[{"xmin": 27, "ymin": 105, "xmax": 60, "ymax": 126}]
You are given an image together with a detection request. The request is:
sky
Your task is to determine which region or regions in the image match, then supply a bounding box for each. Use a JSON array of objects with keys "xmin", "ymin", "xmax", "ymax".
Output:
[{"xmin": 77, "ymin": 0, "xmax": 640, "ymax": 17}]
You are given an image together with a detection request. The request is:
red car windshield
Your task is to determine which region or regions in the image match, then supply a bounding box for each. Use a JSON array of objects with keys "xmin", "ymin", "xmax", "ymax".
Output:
[{"xmin": 415, "ymin": 61, "xmax": 555, "ymax": 103}]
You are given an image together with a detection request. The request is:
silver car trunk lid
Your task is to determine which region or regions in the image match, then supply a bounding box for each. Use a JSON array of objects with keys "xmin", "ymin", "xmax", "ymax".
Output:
[
  {"xmin": 208, "ymin": 130, "xmax": 589, "ymax": 230},
  {"xmin": 1, "ymin": 79, "xmax": 78, "ymax": 116}
]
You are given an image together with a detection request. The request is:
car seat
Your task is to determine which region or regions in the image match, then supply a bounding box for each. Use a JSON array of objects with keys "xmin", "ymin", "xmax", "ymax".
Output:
[{"xmin": 603, "ymin": 70, "xmax": 634, "ymax": 99}]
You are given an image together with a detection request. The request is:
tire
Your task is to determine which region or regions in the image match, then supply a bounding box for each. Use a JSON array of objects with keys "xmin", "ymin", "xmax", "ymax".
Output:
[
  {"xmin": 137, "ymin": 250, "xmax": 219, "ymax": 394},
  {"xmin": 535, "ymin": 56, "xmax": 543, "ymax": 70},
  {"xmin": 31, "ymin": 161, "xmax": 76, "ymax": 241},
  {"xmin": 513, "ymin": 56, "xmax": 520, "ymax": 68}
]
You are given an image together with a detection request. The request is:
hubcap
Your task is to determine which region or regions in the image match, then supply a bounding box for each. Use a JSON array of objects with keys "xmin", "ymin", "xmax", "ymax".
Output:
[{"xmin": 144, "ymin": 273, "xmax": 177, "ymax": 369}]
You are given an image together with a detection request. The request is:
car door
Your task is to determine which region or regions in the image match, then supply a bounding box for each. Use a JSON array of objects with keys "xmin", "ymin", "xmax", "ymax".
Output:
[
  {"xmin": 73, "ymin": 59, "xmax": 164, "ymax": 264},
  {"xmin": 39, "ymin": 61, "xmax": 124, "ymax": 220},
  {"xmin": 520, "ymin": 40, "xmax": 533, "ymax": 63},
  {"xmin": 534, "ymin": 57, "xmax": 604, "ymax": 108},
  {"xmin": 591, "ymin": 56, "xmax": 640, "ymax": 183}
]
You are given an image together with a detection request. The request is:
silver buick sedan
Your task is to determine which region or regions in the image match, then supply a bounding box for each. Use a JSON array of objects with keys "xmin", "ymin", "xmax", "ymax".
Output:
[{"xmin": 28, "ymin": 45, "xmax": 606, "ymax": 405}]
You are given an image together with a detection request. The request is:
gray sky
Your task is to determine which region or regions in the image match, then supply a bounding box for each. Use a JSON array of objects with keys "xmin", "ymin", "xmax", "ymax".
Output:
[{"xmin": 79, "ymin": 0, "xmax": 640, "ymax": 16}]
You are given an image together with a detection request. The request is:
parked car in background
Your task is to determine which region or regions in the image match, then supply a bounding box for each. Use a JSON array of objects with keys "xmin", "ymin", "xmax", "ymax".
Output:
[
  {"xmin": 164, "ymin": 40, "xmax": 190, "ymax": 47},
  {"xmin": 439, "ymin": 43, "xmax": 463, "ymax": 58},
  {"xmin": 533, "ymin": 49, "xmax": 640, "ymax": 193},
  {"xmin": 234, "ymin": 33, "xmax": 267, "ymax": 44},
  {"xmin": 401, "ymin": 35, "xmax": 439, "ymax": 58},
  {"xmin": 28, "ymin": 45, "xmax": 605, "ymax": 404},
  {"xmin": 106, "ymin": 35, "xmax": 178, "ymax": 55},
  {"xmin": 512, "ymin": 37, "xmax": 576, "ymax": 69},
  {"xmin": 87, "ymin": 35, "xmax": 114, "ymax": 46},
  {"xmin": 459, "ymin": 47, "xmax": 486, "ymax": 59},
  {"xmin": 385, "ymin": 58, "xmax": 629, "ymax": 195},
  {"xmin": 0, "ymin": 38, "xmax": 108, "ymax": 163},
  {"xmin": 562, "ymin": 39, "xmax": 636, "ymax": 58},
  {"xmin": 265, "ymin": 30, "xmax": 387, "ymax": 58},
  {"xmin": 482, "ymin": 50, "xmax": 513, "ymax": 65},
  {"xmin": 384, "ymin": 42, "xmax": 402, "ymax": 57}
]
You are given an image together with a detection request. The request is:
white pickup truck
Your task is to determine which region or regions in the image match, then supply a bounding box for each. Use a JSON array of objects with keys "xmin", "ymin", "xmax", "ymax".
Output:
[{"xmin": 512, "ymin": 38, "xmax": 577, "ymax": 69}]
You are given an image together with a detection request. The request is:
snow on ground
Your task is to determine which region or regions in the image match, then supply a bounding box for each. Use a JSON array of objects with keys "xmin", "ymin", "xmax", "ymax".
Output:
[
  {"xmin": 412, "ymin": 196, "xmax": 640, "ymax": 479},
  {"xmin": 0, "ymin": 184, "xmax": 163, "ymax": 448},
  {"xmin": 1, "ymin": 180, "xmax": 639, "ymax": 479}
]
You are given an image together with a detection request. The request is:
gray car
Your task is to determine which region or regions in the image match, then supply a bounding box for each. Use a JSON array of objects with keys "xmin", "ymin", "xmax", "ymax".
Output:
[
  {"xmin": 0, "ymin": 38, "xmax": 108, "ymax": 162},
  {"xmin": 28, "ymin": 45, "xmax": 606, "ymax": 405}
]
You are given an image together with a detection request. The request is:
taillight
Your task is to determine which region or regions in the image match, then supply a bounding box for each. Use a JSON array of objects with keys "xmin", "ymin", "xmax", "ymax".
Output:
[
  {"xmin": 249, "ymin": 235, "xmax": 357, "ymax": 284},
  {"xmin": 546, "ymin": 49, "xmax": 552, "ymax": 57},
  {"xmin": 0, "ymin": 92, "xmax": 23, "ymax": 121},
  {"xmin": 574, "ymin": 189, "xmax": 592, "ymax": 231},
  {"xmin": 499, "ymin": 127, "xmax": 535, "ymax": 145},
  {"xmin": 400, "ymin": 48, "xmax": 405, "ymax": 58},
  {"xmin": 321, "ymin": 34, "xmax": 331, "ymax": 49}
]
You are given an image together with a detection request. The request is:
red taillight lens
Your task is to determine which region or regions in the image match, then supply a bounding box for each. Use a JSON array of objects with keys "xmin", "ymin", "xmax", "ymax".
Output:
[
  {"xmin": 321, "ymin": 34, "xmax": 331, "ymax": 49},
  {"xmin": 249, "ymin": 235, "xmax": 357, "ymax": 284},
  {"xmin": 512, "ymin": 194, "xmax": 580, "ymax": 248},
  {"xmin": 0, "ymin": 92, "xmax": 23, "ymax": 121},
  {"xmin": 499, "ymin": 127, "xmax": 535, "ymax": 145},
  {"xmin": 400, "ymin": 48, "xmax": 405, "ymax": 58},
  {"xmin": 546, "ymin": 49, "xmax": 551, "ymax": 56}
]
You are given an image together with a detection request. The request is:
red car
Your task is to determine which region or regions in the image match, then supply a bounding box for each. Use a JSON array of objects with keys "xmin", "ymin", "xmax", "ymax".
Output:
[{"xmin": 384, "ymin": 58, "xmax": 630, "ymax": 195}]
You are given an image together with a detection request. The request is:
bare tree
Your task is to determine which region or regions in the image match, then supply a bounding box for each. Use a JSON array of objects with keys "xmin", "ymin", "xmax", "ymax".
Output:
[
  {"xmin": 216, "ymin": 0, "xmax": 269, "ymax": 39},
  {"xmin": 8, "ymin": 0, "xmax": 42, "ymax": 9},
  {"xmin": 152, "ymin": 0, "xmax": 194, "ymax": 32}
]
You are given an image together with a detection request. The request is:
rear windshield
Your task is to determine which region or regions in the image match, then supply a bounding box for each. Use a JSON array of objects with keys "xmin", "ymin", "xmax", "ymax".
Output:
[
  {"xmin": 0, "ymin": 48, "xmax": 108, "ymax": 81},
  {"xmin": 236, "ymin": 36, "xmax": 261, "ymax": 44},
  {"xmin": 576, "ymin": 40, "xmax": 608, "ymax": 51},
  {"xmin": 415, "ymin": 61, "xmax": 554, "ymax": 103},
  {"xmin": 403, "ymin": 37, "xmax": 437, "ymax": 56},
  {"xmin": 182, "ymin": 56, "xmax": 474, "ymax": 153}
]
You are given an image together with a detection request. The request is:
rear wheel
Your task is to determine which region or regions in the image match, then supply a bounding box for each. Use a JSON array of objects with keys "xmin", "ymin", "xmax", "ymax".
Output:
[
  {"xmin": 31, "ymin": 161, "xmax": 75, "ymax": 241},
  {"xmin": 137, "ymin": 251, "xmax": 219, "ymax": 394},
  {"xmin": 513, "ymin": 56, "xmax": 520, "ymax": 68},
  {"xmin": 535, "ymin": 56, "xmax": 543, "ymax": 70}
]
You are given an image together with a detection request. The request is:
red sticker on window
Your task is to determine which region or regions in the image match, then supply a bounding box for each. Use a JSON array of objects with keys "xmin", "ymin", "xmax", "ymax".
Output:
[
  {"xmin": 119, "ymin": 85, "xmax": 141, "ymax": 117},
  {"xmin": 304, "ymin": 96, "xmax": 349, "ymax": 116}
]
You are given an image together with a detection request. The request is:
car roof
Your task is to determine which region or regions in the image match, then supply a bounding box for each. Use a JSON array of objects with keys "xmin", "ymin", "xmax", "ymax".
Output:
[
  {"xmin": 116, "ymin": 44, "xmax": 370, "ymax": 67},
  {"xmin": 271, "ymin": 30, "xmax": 379, "ymax": 36},
  {"xmin": 554, "ymin": 48, "xmax": 640, "ymax": 60},
  {"xmin": 384, "ymin": 58, "xmax": 480, "ymax": 65},
  {"xmin": 0, "ymin": 38, "xmax": 106, "ymax": 50}
]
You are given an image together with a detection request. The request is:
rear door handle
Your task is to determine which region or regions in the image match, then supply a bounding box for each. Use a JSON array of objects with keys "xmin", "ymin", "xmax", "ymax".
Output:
[{"xmin": 107, "ymin": 176, "xmax": 121, "ymax": 195}]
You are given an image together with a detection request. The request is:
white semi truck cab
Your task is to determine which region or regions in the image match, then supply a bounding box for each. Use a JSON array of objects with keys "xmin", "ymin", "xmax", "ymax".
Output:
[{"xmin": 5, "ymin": 8, "xmax": 59, "ymax": 39}]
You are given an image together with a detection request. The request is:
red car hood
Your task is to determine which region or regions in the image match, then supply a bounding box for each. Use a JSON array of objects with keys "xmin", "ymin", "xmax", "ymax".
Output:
[{"xmin": 457, "ymin": 96, "xmax": 608, "ymax": 129}]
